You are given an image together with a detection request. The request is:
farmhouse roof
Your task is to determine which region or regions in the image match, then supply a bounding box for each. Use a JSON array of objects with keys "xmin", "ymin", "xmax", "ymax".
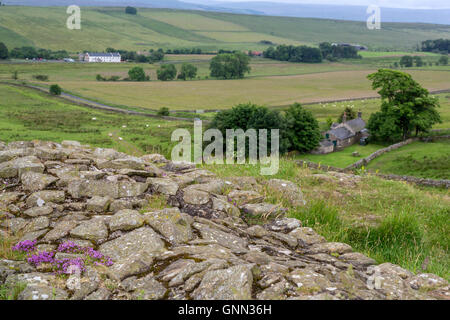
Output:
[
  {"xmin": 345, "ymin": 118, "xmax": 366, "ymax": 133},
  {"xmin": 329, "ymin": 126, "xmax": 354, "ymax": 140},
  {"xmin": 86, "ymin": 52, "xmax": 121, "ymax": 57}
]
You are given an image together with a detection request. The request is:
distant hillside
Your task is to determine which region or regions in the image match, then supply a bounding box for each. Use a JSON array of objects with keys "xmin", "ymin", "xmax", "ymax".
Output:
[
  {"xmin": 209, "ymin": 2, "xmax": 450, "ymax": 25},
  {"xmin": 0, "ymin": 6, "xmax": 449, "ymax": 52}
]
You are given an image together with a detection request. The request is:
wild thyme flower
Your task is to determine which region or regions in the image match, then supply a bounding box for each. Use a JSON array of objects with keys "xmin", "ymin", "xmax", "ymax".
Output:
[
  {"xmin": 27, "ymin": 251, "xmax": 55, "ymax": 266},
  {"xmin": 12, "ymin": 240, "xmax": 37, "ymax": 253}
]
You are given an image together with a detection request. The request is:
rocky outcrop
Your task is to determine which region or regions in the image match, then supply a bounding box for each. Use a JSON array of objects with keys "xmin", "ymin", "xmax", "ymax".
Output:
[{"xmin": 0, "ymin": 140, "xmax": 448, "ymax": 300}]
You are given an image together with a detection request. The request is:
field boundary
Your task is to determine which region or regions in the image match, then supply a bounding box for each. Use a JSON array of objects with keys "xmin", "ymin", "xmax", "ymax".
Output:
[
  {"xmin": 295, "ymin": 159, "xmax": 450, "ymax": 188},
  {"xmin": 345, "ymin": 138, "xmax": 418, "ymax": 170}
]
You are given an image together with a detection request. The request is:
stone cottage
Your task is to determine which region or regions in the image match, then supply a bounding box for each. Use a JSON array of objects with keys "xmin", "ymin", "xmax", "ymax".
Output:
[{"xmin": 312, "ymin": 112, "xmax": 367, "ymax": 154}]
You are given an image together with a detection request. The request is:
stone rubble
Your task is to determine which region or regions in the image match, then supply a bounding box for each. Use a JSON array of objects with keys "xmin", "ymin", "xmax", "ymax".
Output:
[{"xmin": 0, "ymin": 140, "xmax": 448, "ymax": 300}]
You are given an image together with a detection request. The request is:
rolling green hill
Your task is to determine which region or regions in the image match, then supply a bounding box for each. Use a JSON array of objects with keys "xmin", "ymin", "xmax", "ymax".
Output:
[{"xmin": 0, "ymin": 6, "xmax": 449, "ymax": 52}]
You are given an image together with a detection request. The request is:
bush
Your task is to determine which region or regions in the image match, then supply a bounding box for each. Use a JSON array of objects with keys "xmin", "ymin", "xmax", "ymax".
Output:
[
  {"xmin": 0, "ymin": 42, "xmax": 8, "ymax": 60},
  {"xmin": 439, "ymin": 55, "xmax": 448, "ymax": 66},
  {"xmin": 128, "ymin": 67, "xmax": 147, "ymax": 81},
  {"xmin": 284, "ymin": 103, "xmax": 321, "ymax": 153},
  {"xmin": 210, "ymin": 52, "xmax": 251, "ymax": 79},
  {"xmin": 400, "ymin": 55, "xmax": 413, "ymax": 67},
  {"xmin": 208, "ymin": 103, "xmax": 289, "ymax": 156},
  {"xmin": 157, "ymin": 64, "xmax": 177, "ymax": 81},
  {"xmin": 157, "ymin": 107, "xmax": 170, "ymax": 116},
  {"xmin": 49, "ymin": 84, "xmax": 62, "ymax": 96},
  {"xmin": 178, "ymin": 63, "xmax": 197, "ymax": 80},
  {"xmin": 125, "ymin": 6, "xmax": 137, "ymax": 15},
  {"xmin": 338, "ymin": 106, "xmax": 357, "ymax": 123},
  {"xmin": 32, "ymin": 74, "xmax": 49, "ymax": 81}
]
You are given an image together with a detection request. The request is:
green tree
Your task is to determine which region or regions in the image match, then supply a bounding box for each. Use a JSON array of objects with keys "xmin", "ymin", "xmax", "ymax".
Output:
[
  {"xmin": 157, "ymin": 107, "xmax": 170, "ymax": 116},
  {"xmin": 285, "ymin": 103, "xmax": 321, "ymax": 153},
  {"xmin": 125, "ymin": 6, "xmax": 137, "ymax": 15},
  {"xmin": 178, "ymin": 63, "xmax": 197, "ymax": 80},
  {"xmin": 413, "ymin": 56, "xmax": 423, "ymax": 67},
  {"xmin": 128, "ymin": 67, "xmax": 147, "ymax": 81},
  {"xmin": 0, "ymin": 42, "xmax": 8, "ymax": 59},
  {"xmin": 338, "ymin": 107, "xmax": 357, "ymax": 123},
  {"xmin": 367, "ymin": 69, "xmax": 441, "ymax": 142},
  {"xmin": 208, "ymin": 103, "xmax": 289, "ymax": 155},
  {"xmin": 49, "ymin": 84, "xmax": 62, "ymax": 96},
  {"xmin": 157, "ymin": 64, "xmax": 177, "ymax": 81},
  {"xmin": 399, "ymin": 55, "xmax": 413, "ymax": 67},
  {"xmin": 438, "ymin": 55, "xmax": 448, "ymax": 66},
  {"xmin": 210, "ymin": 52, "xmax": 251, "ymax": 79}
]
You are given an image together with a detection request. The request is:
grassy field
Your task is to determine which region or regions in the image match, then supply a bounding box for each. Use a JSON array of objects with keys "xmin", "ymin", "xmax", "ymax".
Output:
[
  {"xmin": 0, "ymin": 84, "xmax": 448, "ymax": 280},
  {"xmin": 4, "ymin": 67, "xmax": 447, "ymax": 111},
  {"xmin": 203, "ymin": 160, "xmax": 449, "ymax": 280},
  {"xmin": 296, "ymin": 144, "xmax": 386, "ymax": 168},
  {"xmin": 366, "ymin": 141, "xmax": 450, "ymax": 179},
  {"xmin": 0, "ymin": 7, "xmax": 449, "ymax": 52},
  {"xmin": 0, "ymin": 84, "xmax": 190, "ymax": 157}
]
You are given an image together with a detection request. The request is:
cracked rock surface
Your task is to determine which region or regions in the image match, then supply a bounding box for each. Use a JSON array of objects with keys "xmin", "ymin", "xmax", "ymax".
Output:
[{"xmin": 0, "ymin": 140, "xmax": 448, "ymax": 300}]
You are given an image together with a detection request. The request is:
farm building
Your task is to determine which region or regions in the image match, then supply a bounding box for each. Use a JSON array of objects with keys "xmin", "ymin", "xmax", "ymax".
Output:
[
  {"xmin": 312, "ymin": 112, "xmax": 368, "ymax": 154},
  {"xmin": 331, "ymin": 43, "xmax": 368, "ymax": 51},
  {"xmin": 83, "ymin": 52, "xmax": 121, "ymax": 63}
]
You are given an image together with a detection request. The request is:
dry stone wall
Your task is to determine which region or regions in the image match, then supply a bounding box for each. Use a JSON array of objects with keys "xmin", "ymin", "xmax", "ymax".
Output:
[{"xmin": 0, "ymin": 140, "xmax": 448, "ymax": 300}]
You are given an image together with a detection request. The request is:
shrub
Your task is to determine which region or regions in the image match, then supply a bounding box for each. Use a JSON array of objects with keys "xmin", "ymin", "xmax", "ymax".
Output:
[
  {"xmin": 125, "ymin": 6, "xmax": 137, "ymax": 15},
  {"xmin": 439, "ymin": 55, "xmax": 448, "ymax": 66},
  {"xmin": 0, "ymin": 42, "xmax": 8, "ymax": 60},
  {"xmin": 178, "ymin": 63, "xmax": 197, "ymax": 80},
  {"xmin": 338, "ymin": 106, "xmax": 357, "ymax": 123},
  {"xmin": 210, "ymin": 52, "xmax": 251, "ymax": 79},
  {"xmin": 208, "ymin": 103, "xmax": 289, "ymax": 156},
  {"xmin": 32, "ymin": 74, "xmax": 49, "ymax": 81},
  {"xmin": 157, "ymin": 107, "xmax": 170, "ymax": 116},
  {"xmin": 49, "ymin": 84, "xmax": 62, "ymax": 95},
  {"xmin": 128, "ymin": 66, "xmax": 147, "ymax": 81},
  {"xmin": 157, "ymin": 64, "xmax": 177, "ymax": 81},
  {"xmin": 284, "ymin": 103, "xmax": 321, "ymax": 153}
]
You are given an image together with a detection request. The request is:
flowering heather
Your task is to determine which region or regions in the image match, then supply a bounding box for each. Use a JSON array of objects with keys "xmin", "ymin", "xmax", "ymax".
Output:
[{"xmin": 12, "ymin": 240, "xmax": 37, "ymax": 253}]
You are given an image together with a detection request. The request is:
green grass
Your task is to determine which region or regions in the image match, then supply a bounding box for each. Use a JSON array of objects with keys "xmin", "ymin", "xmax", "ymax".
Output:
[
  {"xmin": 367, "ymin": 141, "xmax": 450, "ymax": 179},
  {"xmin": 0, "ymin": 7, "xmax": 449, "ymax": 51},
  {"xmin": 201, "ymin": 160, "xmax": 450, "ymax": 280},
  {"xmin": 0, "ymin": 85, "xmax": 448, "ymax": 280},
  {"xmin": 0, "ymin": 84, "xmax": 192, "ymax": 158},
  {"xmin": 296, "ymin": 144, "xmax": 386, "ymax": 168},
  {"xmin": 0, "ymin": 282, "xmax": 27, "ymax": 300}
]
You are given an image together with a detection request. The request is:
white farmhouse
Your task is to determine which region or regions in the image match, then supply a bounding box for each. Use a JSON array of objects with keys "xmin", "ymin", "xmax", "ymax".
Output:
[{"xmin": 84, "ymin": 52, "xmax": 121, "ymax": 63}]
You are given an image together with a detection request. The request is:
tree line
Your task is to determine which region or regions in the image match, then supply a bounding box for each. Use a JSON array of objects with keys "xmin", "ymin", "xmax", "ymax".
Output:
[
  {"xmin": 263, "ymin": 42, "xmax": 361, "ymax": 63},
  {"xmin": 421, "ymin": 39, "xmax": 450, "ymax": 54},
  {"xmin": 0, "ymin": 43, "xmax": 68, "ymax": 60}
]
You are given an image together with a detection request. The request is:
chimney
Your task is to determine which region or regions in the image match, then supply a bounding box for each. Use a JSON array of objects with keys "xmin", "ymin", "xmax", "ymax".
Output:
[
  {"xmin": 358, "ymin": 111, "xmax": 362, "ymax": 119},
  {"xmin": 342, "ymin": 111, "xmax": 347, "ymax": 123}
]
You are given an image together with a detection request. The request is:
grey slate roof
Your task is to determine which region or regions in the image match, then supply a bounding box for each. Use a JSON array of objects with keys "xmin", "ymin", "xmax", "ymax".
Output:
[
  {"xmin": 86, "ymin": 52, "xmax": 121, "ymax": 57},
  {"xmin": 329, "ymin": 126, "xmax": 354, "ymax": 140},
  {"xmin": 345, "ymin": 118, "xmax": 366, "ymax": 133}
]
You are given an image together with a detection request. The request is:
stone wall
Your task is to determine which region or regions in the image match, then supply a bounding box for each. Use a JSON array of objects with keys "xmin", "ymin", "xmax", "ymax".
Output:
[
  {"xmin": 1, "ymin": 140, "xmax": 448, "ymax": 300},
  {"xmin": 345, "ymin": 138, "xmax": 418, "ymax": 170}
]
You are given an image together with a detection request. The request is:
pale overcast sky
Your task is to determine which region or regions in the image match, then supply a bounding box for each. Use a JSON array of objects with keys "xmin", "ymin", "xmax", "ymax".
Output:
[{"xmin": 204, "ymin": 0, "xmax": 450, "ymax": 9}]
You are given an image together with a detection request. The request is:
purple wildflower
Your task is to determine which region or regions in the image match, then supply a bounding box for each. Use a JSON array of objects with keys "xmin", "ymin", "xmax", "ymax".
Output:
[
  {"xmin": 57, "ymin": 241, "xmax": 82, "ymax": 254},
  {"xmin": 12, "ymin": 240, "xmax": 37, "ymax": 253},
  {"xmin": 27, "ymin": 251, "xmax": 55, "ymax": 266}
]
